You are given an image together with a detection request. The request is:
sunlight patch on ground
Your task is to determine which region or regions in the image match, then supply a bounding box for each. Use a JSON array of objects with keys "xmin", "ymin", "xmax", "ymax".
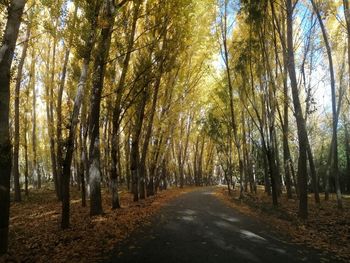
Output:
[
  {"xmin": 181, "ymin": 216, "xmax": 195, "ymax": 222},
  {"xmin": 267, "ymin": 246, "xmax": 286, "ymax": 254},
  {"xmin": 240, "ymin": 229, "xmax": 267, "ymax": 242},
  {"xmin": 219, "ymin": 213, "xmax": 239, "ymax": 223},
  {"xmin": 28, "ymin": 210, "xmax": 58, "ymax": 220},
  {"xmin": 214, "ymin": 220, "xmax": 236, "ymax": 230},
  {"xmin": 179, "ymin": 209, "xmax": 197, "ymax": 215},
  {"xmin": 71, "ymin": 199, "xmax": 82, "ymax": 204},
  {"xmin": 202, "ymin": 191, "xmax": 215, "ymax": 195},
  {"xmin": 91, "ymin": 216, "xmax": 107, "ymax": 223},
  {"xmin": 343, "ymin": 194, "xmax": 350, "ymax": 199}
]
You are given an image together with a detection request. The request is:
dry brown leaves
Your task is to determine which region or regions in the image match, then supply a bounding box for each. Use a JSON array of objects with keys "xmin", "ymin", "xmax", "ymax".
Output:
[
  {"xmin": 1, "ymin": 187, "xmax": 193, "ymax": 263},
  {"xmin": 214, "ymin": 187, "xmax": 350, "ymax": 262}
]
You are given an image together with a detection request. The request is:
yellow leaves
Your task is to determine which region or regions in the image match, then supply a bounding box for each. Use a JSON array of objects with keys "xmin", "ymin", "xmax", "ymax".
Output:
[
  {"xmin": 2, "ymin": 187, "xmax": 193, "ymax": 263},
  {"xmin": 215, "ymin": 187, "xmax": 350, "ymax": 262}
]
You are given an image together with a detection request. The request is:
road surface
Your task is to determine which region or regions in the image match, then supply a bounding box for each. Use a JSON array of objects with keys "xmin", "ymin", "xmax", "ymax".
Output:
[{"xmin": 106, "ymin": 188, "xmax": 341, "ymax": 263}]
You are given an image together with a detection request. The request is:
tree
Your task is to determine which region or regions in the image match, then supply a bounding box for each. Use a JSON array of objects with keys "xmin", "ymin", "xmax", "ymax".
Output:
[
  {"xmin": 13, "ymin": 17, "xmax": 31, "ymax": 202},
  {"xmin": 111, "ymin": 0, "xmax": 141, "ymax": 208},
  {"xmin": 0, "ymin": 0, "xmax": 26, "ymax": 254},
  {"xmin": 218, "ymin": 0, "xmax": 244, "ymax": 199},
  {"xmin": 61, "ymin": 0, "xmax": 103, "ymax": 229},
  {"xmin": 310, "ymin": 0, "xmax": 343, "ymax": 210},
  {"xmin": 88, "ymin": 0, "xmax": 129, "ymax": 216},
  {"xmin": 56, "ymin": 4, "xmax": 78, "ymax": 210},
  {"xmin": 286, "ymin": 0, "xmax": 309, "ymax": 219}
]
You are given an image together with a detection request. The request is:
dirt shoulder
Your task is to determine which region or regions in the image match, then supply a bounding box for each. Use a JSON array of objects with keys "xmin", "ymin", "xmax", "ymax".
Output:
[{"xmin": 214, "ymin": 186, "xmax": 350, "ymax": 262}]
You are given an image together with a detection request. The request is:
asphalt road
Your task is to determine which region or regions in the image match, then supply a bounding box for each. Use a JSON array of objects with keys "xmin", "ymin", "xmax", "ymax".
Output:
[{"xmin": 106, "ymin": 187, "xmax": 341, "ymax": 263}]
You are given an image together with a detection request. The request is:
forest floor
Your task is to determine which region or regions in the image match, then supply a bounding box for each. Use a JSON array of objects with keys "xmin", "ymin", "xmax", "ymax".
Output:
[
  {"xmin": 1, "ymin": 186, "xmax": 195, "ymax": 263},
  {"xmin": 215, "ymin": 186, "xmax": 350, "ymax": 262}
]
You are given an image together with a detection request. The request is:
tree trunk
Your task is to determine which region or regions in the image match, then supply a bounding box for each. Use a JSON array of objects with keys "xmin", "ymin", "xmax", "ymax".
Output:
[
  {"xmin": 222, "ymin": 2, "xmax": 244, "ymax": 198},
  {"xmin": 88, "ymin": 0, "xmax": 119, "ymax": 216},
  {"xmin": 24, "ymin": 83, "xmax": 29, "ymax": 197},
  {"xmin": 263, "ymin": 150, "xmax": 271, "ymax": 195},
  {"xmin": 24, "ymin": 117, "xmax": 29, "ymax": 196},
  {"xmin": 46, "ymin": 34, "xmax": 59, "ymax": 198},
  {"xmin": 344, "ymin": 123, "xmax": 350, "ymax": 193},
  {"xmin": 32, "ymin": 48, "xmax": 41, "ymax": 190},
  {"xmin": 139, "ymin": 55, "xmax": 165, "ymax": 199},
  {"xmin": 306, "ymin": 140, "xmax": 320, "ymax": 203},
  {"xmin": 286, "ymin": 0, "xmax": 309, "ymax": 219},
  {"xmin": 279, "ymin": 38, "xmax": 294, "ymax": 200},
  {"xmin": 61, "ymin": 2, "xmax": 102, "ymax": 226},
  {"xmin": 130, "ymin": 89, "xmax": 148, "ymax": 202},
  {"xmin": 111, "ymin": 0, "xmax": 140, "ymax": 208},
  {"xmin": 125, "ymin": 128, "xmax": 131, "ymax": 191},
  {"xmin": 80, "ymin": 120, "xmax": 87, "ymax": 207},
  {"xmin": 267, "ymin": 147, "xmax": 279, "ymax": 207},
  {"xmin": 13, "ymin": 22, "xmax": 31, "ymax": 202},
  {"xmin": 0, "ymin": 0, "xmax": 26, "ymax": 254},
  {"xmin": 343, "ymin": 0, "xmax": 350, "ymax": 88},
  {"xmin": 198, "ymin": 135, "xmax": 205, "ymax": 186},
  {"xmin": 61, "ymin": 56, "xmax": 93, "ymax": 227},
  {"xmin": 311, "ymin": 0, "xmax": 342, "ymax": 209},
  {"xmin": 56, "ymin": 6, "xmax": 78, "ymax": 202},
  {"xmin": 344, "ymin": 1, "xmax": 350, "ymax": 193},
  {"xmin": 181, "ymin": 113, "xmax": 193, "ymax": 188},
  {"xmin": 81, "ymin": 104, "xmax": 89, "ymax": 207}
]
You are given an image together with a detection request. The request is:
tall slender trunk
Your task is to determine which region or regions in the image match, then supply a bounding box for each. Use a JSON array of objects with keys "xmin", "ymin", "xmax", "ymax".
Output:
[
  {"xmin": 221, "ymin": 1, "xmax": 244, "ymax": 198},
  {"xmin": 80, "ymin": 118, "xmax": 88, "ymax": 207},
  {"xmin": 282, "ymin": 70, "xmax": 293, "ymax": 199},
  {"xmin": 111, "ymin": 0, "xmax": 140, "ymax": 208},
  {"xmin": 61, "ymin": 56, "xmax": 94, "ymax": 227},
  {"xmin": 263, "ymin": 150, "xmax": 271, "ymax": 195},
  {"xmin": 125, "ymin": 127, "xmax": 131, "ymax": 191},
  {"xmin": 13, "ymin": 23, "xmax": 31, "ymax": 202},
  {"xmin": 268, "ymin": 137, "xmax": 279, "ymax": 206},
  {"xmin": 0, "ymin": 0, "xmax": 26, "ymax": 254},
  {"xmin": 180, "ymin": 114, "xmax": 192, "ymax": 188},
  {"xmin": 161, "ymin": 158, "xmax": 167, "ymax": 190},
  {"xmin": 282, "ymin": 82, "xmax": 293, "ymax": 199},
  {"xmin": 311, "ymin": 0, "xmax": 342, "ymax": 209},
  {"xmin": 24, "ymin": 110, "xmax": 29, "ymax": 196},
  {"xmin": 324, "ymin": 75, "xmax": 345, "ymax": 199},
  {"xmin": 130, "ymin": 89, "xmax": 148, "ymax": 201},
  {"xmin": 286, "ymin": 0, "xmax": 309, "ymax": 219},
  {"xmin": 148, "ymin": 132, "xmax": 163, "ymax": 195},
  {"xmin": 32, "ymin": 49, "xmax": 40, "ymax": 189},
  {"xmin": 306, "ymin": 141, "xmax": 320, "ymax": 203},
  {"xmin": 139, "ymin": 55, "xmax": 165, "ymax": 199},
  {"xmin": 88, "ymin": 0, "xmax": 118, "ymax": 216},
  {"xmin": 61, "ymin": 2, "xmax": 101, "ymax": 227},
  {"xmin": 56, "ymin": 6, "xmax": 78, "ymax": 199},
  {"xmin": 344, "ymin": 122, "xmax": 350, "ymax": 193},
  {"xmin": 270, "ymin": 0, "xmax": 296, "ymax": 198},
  {"xmin": 27, "ymin": 49, "xmax": 36, "ymax": 196},
  {"xmin": 198, "ymin": 135, "xmax": 205, "ymax": 186},
  {"xmin": 344, "ymin": 2, "xmax": 350, "ymax": 193},
  {"xmin": 23, "ymin": 76, "xmax": 30, "ymax": 196},
  {"xmin": 81, "ymin": 101, "xmax": 89, "ymax": 207},
  {"xmin": 242, "ymin": 113, "xmax": 249, "ymax": 192},
  {"xmin": 46, "ymin": 30, "xmax": 59, "ymax": 198},
  {"xmin": 194, "ymin": 136, "xmax": 200, "ymax": 186},
  {"xmin": 343, "ymin": 0, "xmax": 350, "ymax": 83}
]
